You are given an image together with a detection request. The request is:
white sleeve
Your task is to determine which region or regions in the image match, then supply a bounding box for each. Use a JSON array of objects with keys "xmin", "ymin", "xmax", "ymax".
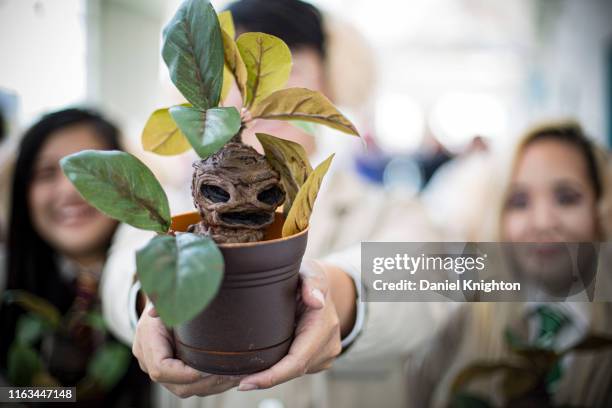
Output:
[
  {"xmin": 323, "ymin": 245, "xmax": 365, "ymax": 350},
  {"xmin": 323, "ymin": 244, "xmax": 458, "ymax": 364},
  {"xmin": 100, "ymin": 224, "xmax": 155, "ymax": 345}
]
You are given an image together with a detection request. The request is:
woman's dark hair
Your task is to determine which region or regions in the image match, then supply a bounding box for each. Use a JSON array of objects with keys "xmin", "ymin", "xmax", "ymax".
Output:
[
  {"xmin": 4, "ymin": 107, "xmax": 121, "ymax": 310},
  {"xmin": 226, "ymin": 0, "xmax": 326, "ymax": 57},
  {"xmin": 525, "ymin": 122, "xmax": 602, "ymax": 200}
]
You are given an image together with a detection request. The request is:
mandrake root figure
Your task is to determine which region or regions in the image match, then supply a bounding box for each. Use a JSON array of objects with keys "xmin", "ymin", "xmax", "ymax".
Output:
[{"xmin": 189, "ymin": 142, "xmax": 286, "ymax": 243}]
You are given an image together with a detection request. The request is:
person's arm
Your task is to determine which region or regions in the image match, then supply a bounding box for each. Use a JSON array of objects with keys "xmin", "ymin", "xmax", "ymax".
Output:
[
  {"xmin": 324, "ymin": 244, "xmax": 458, "ymax": 365},
  {"xmin": 327, "ymin": 262, "xmax": 357, "ymax": 339}
]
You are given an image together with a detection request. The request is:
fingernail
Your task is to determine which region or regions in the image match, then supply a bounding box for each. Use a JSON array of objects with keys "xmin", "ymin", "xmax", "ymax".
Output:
[
  {"xmin": 238, "ymin": 383, "xmax": 258, "ymax": 391},
  {"xmin": 312, "ymin": 288, "xmax": 325, "ymax": 306}
]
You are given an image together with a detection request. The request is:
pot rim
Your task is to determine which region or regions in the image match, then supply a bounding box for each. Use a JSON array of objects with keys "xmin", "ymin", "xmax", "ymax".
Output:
[{"xmin": 171, "ymin": 210, "xmax": 309, "ymax": 249}]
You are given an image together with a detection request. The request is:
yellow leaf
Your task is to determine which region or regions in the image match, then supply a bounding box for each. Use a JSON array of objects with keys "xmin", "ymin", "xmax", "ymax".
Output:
[
  {"xmin": 282, "ymin": 154, "xmax": 334, "ymax": 237},
  {"xmin": 222, "ymin": 29, "xmax": 248, "ymax": 104},
  {"xmin": 32, "ymin": 371, "xmax": 61, "ymax": 387},
  {"xmin": 218, "ymin": 11, "xmax": 238, "ymax": 103},
  {"xmin": 141, "ymin": 107, "xmax": 191, "ymax": 156},
  {"xmin": 220, "ymin": 66, "xmax": 232, "ymax": 102},
  {"xmin": 4, "ymin": 290, "xmax": 61, "ymax": 328},
  {"xmin": 237, "ymin": 32, "xmax": 292, "ymax": 109},
  {"xmin": 251, "ymin": 88, "xmax": 359, "ymax": 136},
  {"xmin": 218, "ymin": 10, "xmax": 235, "ymax": 39},
  {"xmin": 256, "ymin": 133, "xmax": 313, "ymax": 216}
]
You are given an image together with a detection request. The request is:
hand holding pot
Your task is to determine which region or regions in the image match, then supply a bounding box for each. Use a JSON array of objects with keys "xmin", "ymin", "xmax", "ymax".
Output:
[
  {"xmin": 236, "ymin": 259, "xmax": 354, "ymax": 391},
  {"xmin": 132, "ymin": 305, "xmax": 242, "ymax": 398},
  {"xmin": 132, "ymin": 259, "xmax": 356, "ymax": 397}
]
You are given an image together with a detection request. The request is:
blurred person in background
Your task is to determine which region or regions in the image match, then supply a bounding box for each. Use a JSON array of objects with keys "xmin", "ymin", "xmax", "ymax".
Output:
[
  {"xmin": 225, "ymin": 0, "xmax": 375, "ymax": 159},
  {"xmin": 404, "ymin": 120, "xmax": 612, "ymax": 407},
  {"xmin": 223, "ymin": 0, "xmax": 393, "ymax": 260},
  {"xmin": 421, "ymin": 133, "xmax": 493, "ymax": 240},
  {"xmin": 0, "ymin": 108, "xmax": 151, "ymax": 407}
]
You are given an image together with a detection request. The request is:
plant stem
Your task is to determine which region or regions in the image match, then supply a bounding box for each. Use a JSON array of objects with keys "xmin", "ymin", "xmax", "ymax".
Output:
[{"xmin": 229, "ymin": 124, "xmax": 245, "ymax": 144}]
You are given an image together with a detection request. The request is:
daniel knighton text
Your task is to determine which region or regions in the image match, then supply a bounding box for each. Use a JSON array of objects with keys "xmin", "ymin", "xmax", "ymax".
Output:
[{"xmin": 360, "ymin": 242, "xmax": 612, "ymax": 302}]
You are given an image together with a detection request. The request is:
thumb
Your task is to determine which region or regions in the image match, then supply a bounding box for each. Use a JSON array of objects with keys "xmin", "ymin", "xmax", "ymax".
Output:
[
  {"xmin": 299, "ymin": 259, "xmax": 328, "ymax": 309},
  {"xmin": 146, "ymin": 301, "xmax": 159, "ymax": 318}
]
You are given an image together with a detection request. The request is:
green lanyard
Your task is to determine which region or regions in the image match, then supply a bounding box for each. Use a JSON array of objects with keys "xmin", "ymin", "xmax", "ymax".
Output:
[{"xmin": 533, "ymin": 305, "xmax": 572, "ymax": 391}]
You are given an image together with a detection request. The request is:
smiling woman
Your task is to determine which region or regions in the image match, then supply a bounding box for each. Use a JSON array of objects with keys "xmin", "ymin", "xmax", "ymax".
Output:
[
  {"xmin": 0, "ymin": 108, "xmax": 151, "ymax": 407},
  {"xmin": 28, "ymin": 123, "xmax": 119, "ymax": 261}
]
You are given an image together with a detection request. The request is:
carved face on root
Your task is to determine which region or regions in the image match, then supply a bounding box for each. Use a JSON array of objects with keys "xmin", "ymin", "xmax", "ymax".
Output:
[{"xmin": 190, "ymin": 142, "xmax": 285, "ymax": 243}]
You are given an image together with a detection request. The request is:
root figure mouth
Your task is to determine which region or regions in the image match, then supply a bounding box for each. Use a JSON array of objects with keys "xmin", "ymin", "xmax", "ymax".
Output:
[{"xmin": 219, "ymin": 211, "xmax": 272, "ymax": 227}]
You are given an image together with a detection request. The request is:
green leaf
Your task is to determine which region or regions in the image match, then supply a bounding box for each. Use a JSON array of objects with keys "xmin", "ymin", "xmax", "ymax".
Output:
[
  {"xmin": 60, "ymin": 150, "xmax": 171, "ymax": 233},
  {"xmin": 8, "ymin": 343, "xmax": 42, "ymax": 386},
  {"xmin": 87, "ymin": 342, "xmax": 131, "ymax": 390},
  {"xmin": 218, "ymin": 10, "xmax": 235, "ymax": 39},
  {"xmin": 237, "ymin": 32, "xmax": 292, "ymax": 109},
  {"xmin": 84, "ymin": 311, "xmax": 107, "ymax": 333},
  {"xmin": 282, "ymin": 154, "xmax": 333, "ymax": 237},
  {"xmin": 256, "ymin": 133, "xmax": 312, "ymax": 216},
  {"xmin": 136, "ymin": 233, "xmax": 224, "ymax": 327},
  {"xmin": 251, "ymin": 88, "xmax": 360, "ymax": 136},
  {"xmin": 222, "ymin": 29, "xmax": 248, "ymax": 104},
  {"xmin": 3, "ymin": 290, "xmax": 61, "ymax": 328},
  {"xmin": 141, "ymin": 107, "xmax": 192, "ymax": 156},
  {"xmin": 162, "ymin": 0, "xmax": 224, "ymax": 109},
  {"xmin": 169, "ymin": 105, "xmax": 241, "ymax": 158},
  {"xmin": 15, "ymin": 314, "xmax": 47, "ymax": 346}
]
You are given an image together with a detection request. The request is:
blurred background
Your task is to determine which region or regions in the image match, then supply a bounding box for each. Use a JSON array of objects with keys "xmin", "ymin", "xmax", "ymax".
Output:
[
  {"xmin": 1, "ymin": 1, "xmax": 612, "ymax": 407},
  {"xmin": 1, "ymin": 0, "xmax": 611, "ymax": 155}
]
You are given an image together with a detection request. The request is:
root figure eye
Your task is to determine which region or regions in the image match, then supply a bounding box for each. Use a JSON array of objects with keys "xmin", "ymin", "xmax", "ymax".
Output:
[
  {"xmin": 202, "ymin": 184, "xmax": 230, "ymax": 203},
  {"xmin": 257, "ymin": 185, "xmax": 284, "ymax": 205}
]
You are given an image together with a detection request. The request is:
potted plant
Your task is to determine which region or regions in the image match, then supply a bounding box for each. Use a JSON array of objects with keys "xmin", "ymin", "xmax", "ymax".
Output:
[{"xmin": 60, "ymin": 0, "xmax": 359, "ymax": 375}]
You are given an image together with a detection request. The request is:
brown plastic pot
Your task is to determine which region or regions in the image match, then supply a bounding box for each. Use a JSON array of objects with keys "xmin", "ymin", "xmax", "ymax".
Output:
[{"xmin": 169, "ymin": 211, "xmax": 307, "ymax": 375}]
